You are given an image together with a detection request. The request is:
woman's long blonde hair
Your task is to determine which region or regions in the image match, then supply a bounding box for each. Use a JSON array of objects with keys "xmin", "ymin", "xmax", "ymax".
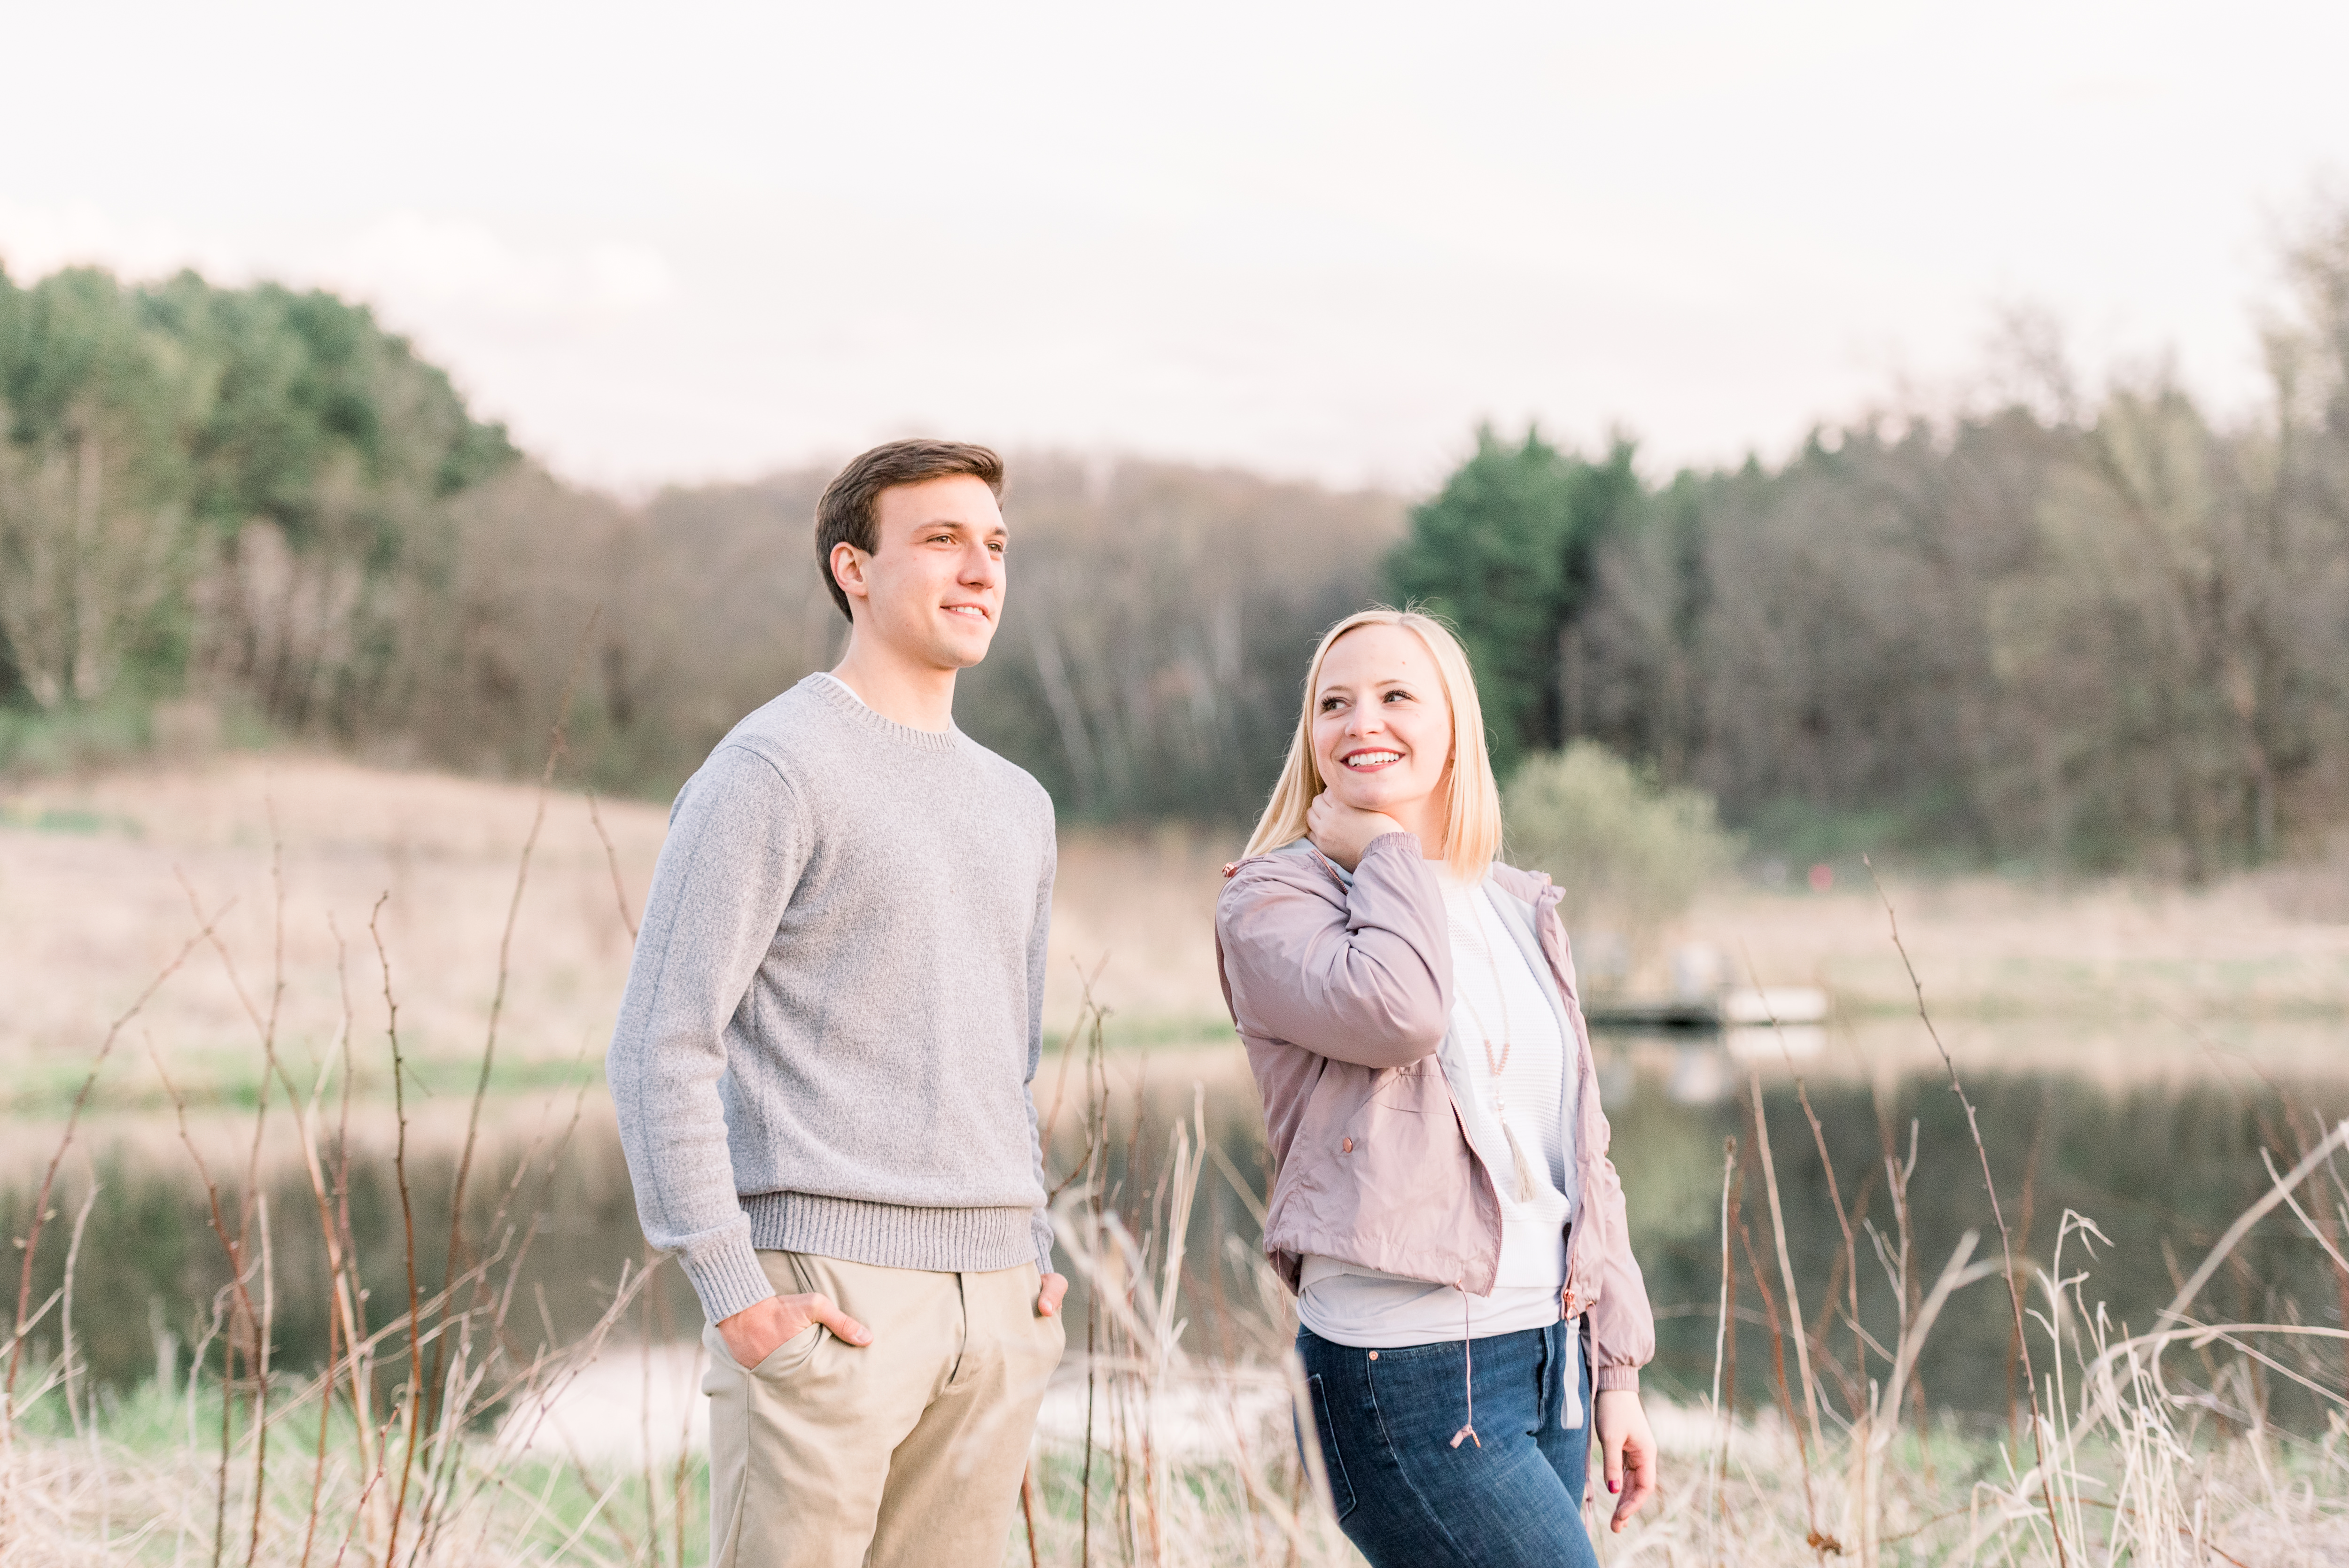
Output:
[{"xmin": 1241, "ymin": 607, "xmax": 1503, "ymax": 879}]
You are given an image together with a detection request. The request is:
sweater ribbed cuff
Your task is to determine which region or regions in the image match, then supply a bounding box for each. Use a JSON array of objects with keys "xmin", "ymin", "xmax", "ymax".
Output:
[
  {"xmin": 681, "ymin": 1235, "xmax": 777, "ymax": 1325},
  {"xmin": 745, "ymin": 1191, "xmax": 1040, "ymax": 1274},
  {"xmin": 1594, "ymin": 1365, "xmax": 1640, "ymax": 1393}
]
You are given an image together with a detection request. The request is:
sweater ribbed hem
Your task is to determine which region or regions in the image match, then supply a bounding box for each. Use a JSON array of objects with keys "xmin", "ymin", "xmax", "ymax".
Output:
[
  {"xmin": 799, "ymin": 673, "xmax": 963, "ymax": 753},
  {"xmin": 680, "ymin": 1235, "xmax": 778, "ymax": 1325},
  {"xmin": 746, "ymin": 1190, "xmax": 1041, "ymax": 1273}
]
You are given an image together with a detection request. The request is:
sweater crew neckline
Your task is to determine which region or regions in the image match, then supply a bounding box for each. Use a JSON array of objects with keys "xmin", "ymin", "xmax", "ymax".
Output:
[{"xmin": 803, "ymin": 672, "xmax": 964, "ymax": 754}]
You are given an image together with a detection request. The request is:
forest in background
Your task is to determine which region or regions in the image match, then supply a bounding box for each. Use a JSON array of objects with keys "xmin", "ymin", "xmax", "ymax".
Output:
[{"xmin": 3, "ymin": 196, "xmax": 2347, "ymax": 877}]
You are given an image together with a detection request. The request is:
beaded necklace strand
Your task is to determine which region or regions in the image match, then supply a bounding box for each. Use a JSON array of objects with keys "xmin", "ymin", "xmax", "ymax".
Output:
[{"xmin": 1449, "ymin": 888, "xmax": 1542, "ymax": 1203}]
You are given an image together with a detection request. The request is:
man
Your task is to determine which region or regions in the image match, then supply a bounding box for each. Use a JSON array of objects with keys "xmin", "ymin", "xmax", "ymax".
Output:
[{"xmin": 607, "ymin": 439, "xmax": 1066, "ymax": 1568}]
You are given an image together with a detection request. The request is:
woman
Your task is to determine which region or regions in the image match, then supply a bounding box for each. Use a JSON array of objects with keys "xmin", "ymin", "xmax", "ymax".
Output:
[{"xmin": 1215, "ymin": 608, "xmax": 1658, "ymax": 1566}]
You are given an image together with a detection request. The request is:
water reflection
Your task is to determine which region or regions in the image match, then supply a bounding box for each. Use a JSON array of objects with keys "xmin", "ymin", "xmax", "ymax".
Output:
[
  {"xmin": 1600, "ymin": 1040, "xmax": 2349, "ymax": 1431},
  {"xmin": 1, "ymin": 1105, "xmax": 703, "ymax": 1398},
  {"xmin": 10, "ymin": 1038, "xmax": 2346, "ymax": 1434},
  {"xmin": 1667, "ymin": 1042, "xmax": 1734, "ymax": 1104}
]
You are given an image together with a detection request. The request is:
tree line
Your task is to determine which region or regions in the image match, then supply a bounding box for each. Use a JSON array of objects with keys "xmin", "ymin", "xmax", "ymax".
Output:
[
  {"xmin": 5, "ymin": 201, "xmax": 2346, "ymax": 877},
  {"xmin": 0, "ymin": 265, "xmax": 513, "ymax": 736},
  {"xmin": 0, "ymin": 265, "xmax": 1404, "ymax": 818},
  {"xmin": 1399, "ymin": 211, "xmax": 2349, "ymax": 878}
]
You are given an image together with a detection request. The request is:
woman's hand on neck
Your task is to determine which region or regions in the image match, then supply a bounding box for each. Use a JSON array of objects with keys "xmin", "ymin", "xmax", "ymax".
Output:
[{"xmin": 1306, "ymin": 789, "xmax": 1447, "ymax": 873}]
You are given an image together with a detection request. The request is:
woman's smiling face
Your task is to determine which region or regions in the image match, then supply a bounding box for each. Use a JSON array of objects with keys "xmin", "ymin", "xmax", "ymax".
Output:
[{"xmin": 1310, "ymin": 623, "xmax": 1455, "ymax": 821}]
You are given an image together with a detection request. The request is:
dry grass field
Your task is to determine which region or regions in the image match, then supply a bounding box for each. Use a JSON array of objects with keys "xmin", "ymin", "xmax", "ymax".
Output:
[
  {"xmin": 0, "ymin": 754, "xmax": 1252, "ymax": 1106},
  {"xmin": 9, "ymin": 753, "xmax": 2349, "ymax": 1566},
  {"xmin": 5, "ymin": 750, "xmax": 2348, "ymax": 1132}
]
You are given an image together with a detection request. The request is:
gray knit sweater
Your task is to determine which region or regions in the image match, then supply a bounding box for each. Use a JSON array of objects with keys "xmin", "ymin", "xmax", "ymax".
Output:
[{"xmin": 607, "ymin": 674, "xmax": 1058, "ymax": 1324}]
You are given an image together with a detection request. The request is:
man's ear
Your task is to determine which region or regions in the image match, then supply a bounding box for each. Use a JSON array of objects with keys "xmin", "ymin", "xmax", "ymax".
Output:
[{"xmin": 830, "ymin": 541, "xmax": 870, "ymax": 610}]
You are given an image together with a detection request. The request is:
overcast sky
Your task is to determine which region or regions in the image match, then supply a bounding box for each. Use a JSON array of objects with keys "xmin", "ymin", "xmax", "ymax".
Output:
[{"xmin": 3, "ymin": 1, "xmax": 2345, "ymax": 494}]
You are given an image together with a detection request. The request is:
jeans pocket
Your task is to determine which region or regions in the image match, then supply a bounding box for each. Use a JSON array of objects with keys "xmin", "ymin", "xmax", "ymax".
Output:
[{"xmin": 1303, "ymin": 1374, "xmax": 1358, "ymax": 1521}]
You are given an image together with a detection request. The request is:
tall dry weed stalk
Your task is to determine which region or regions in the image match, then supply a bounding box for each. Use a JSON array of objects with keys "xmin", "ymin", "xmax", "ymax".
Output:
[
  {"xmin": 1634, "ymin": 871, "xmax": 2349, "ymax": 1568},
  {"xmin": 1025, "ymin": 978, "xmax": 1357, "ymax": 1568},
  {"xmin": 2, "ymin": 670, "xmax": 679, "ymax": 1568},
  {"xmin": 1028, "ymin": 873, "xmax": 2349, "ymax": 1568},
  {"xmin": 8, "ymin": 759, "xmax": 2349, "ymax": 1564}
]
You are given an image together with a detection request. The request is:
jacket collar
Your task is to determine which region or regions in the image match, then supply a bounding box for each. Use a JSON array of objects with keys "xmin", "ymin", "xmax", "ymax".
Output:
[{"xmin": 1482, "ymin": 881, "xmax": 1575, "ymax": 1048}]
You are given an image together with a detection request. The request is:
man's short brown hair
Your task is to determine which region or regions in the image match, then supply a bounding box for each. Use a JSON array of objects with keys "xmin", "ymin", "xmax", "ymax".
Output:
[{"xmin": 815, "ymin": 439, "xmax": 1005, "ymax": 621}]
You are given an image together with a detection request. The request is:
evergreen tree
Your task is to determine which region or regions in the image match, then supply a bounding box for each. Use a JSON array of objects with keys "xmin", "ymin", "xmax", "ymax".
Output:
[{"xmin": 1385, "ymin": 426, "xmax": 1642, "ymax": 775}]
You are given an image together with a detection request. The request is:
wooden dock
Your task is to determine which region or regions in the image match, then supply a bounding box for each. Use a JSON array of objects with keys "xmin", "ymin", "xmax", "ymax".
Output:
[{"xmin": 1585, "ymin": 986, "xmax": 1829, "ymax": 1031}]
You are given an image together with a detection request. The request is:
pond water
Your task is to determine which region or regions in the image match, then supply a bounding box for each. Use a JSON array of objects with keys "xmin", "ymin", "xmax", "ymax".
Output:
[{"xmin": 10, "ymin": 1029, "xmax": 2347, "ymax": 1433}]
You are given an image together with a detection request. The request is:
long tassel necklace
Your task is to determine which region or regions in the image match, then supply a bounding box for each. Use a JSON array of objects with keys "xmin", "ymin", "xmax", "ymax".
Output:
[
  {"xmin": 1448, "ymin": 885, "xmax": 1543, "ymax": 1454},
  {"xmin": 1454, "ymin": 894, "xmax": 1541, "ymax": 1204}
]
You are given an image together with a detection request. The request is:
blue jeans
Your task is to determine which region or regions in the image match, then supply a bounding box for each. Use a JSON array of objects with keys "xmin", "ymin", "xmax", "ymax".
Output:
[{"xmin": 1297, "ymin": 1321, "xmax": 1598, "ymax": 1568}]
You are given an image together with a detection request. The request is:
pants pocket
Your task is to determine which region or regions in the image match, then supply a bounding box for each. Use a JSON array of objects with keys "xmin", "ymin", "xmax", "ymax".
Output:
[
  {"xmin": 1303, "ymin": 1374, "xmax": 1358, "ymax": 1521},
  {"xmin": 747, "ymin": 1321, "xmax": 824, "ymax": 1380}
]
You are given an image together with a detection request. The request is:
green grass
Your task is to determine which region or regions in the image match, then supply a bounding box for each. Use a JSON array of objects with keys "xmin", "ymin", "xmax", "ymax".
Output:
[
  {"xmin": 0, "ymin": 801, "xmax": 145, "ymax": 837},
  {"xmin": 1053, "ymin": 1012, "xmax": 1239, "ymax": 1053},
  {"xmin": 2, "ymin": 1046, "xmax": 603, "ymax": 1120}
]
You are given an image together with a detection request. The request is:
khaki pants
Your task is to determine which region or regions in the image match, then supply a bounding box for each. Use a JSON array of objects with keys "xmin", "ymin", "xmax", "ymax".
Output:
[{"xmin": 701, "ymin": 1250, "xmax": 1065, "ymax": 1568}]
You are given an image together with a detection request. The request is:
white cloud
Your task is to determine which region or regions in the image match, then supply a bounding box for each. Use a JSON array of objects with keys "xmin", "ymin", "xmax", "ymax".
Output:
[
  {"xmin": 0, "ymin": 203, "xmax": 673, "ymax": 326},
  {"xmin": 4, "ymin": 1, "xmax": 2348, "ymax": 490},
  {"xmin": 325, "ymin": 214, "xmax": 675, "ymax": 324},
  {"xmin": 0, "ymin": 200, "xmax": 247, "ymax": 286}
]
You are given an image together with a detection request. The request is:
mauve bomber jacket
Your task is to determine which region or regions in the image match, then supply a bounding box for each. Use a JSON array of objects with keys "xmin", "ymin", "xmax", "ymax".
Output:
[{"xmin": 1215, "ymin": 832, "xmax": 1656, "ymax": 1392}]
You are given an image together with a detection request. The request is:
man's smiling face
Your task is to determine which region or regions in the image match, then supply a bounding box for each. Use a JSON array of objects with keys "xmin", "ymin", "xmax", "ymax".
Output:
[{"xmin": 834, "ymin": 473, "xmax": 1007, "ymax": 670}]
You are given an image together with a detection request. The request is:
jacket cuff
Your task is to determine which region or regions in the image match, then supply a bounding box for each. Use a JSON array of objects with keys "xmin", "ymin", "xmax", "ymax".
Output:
[
  {"xmin": 1358, "ymin": 831, "xmax": 1423, "ymax": 863},
  {"xmin": 1595, "ymin": 1365, "xmax": 1640, "ymax": 1393},
  {"xmin": 681, "ymin": 1235, "xmax": 777, "ymax": 1325}
]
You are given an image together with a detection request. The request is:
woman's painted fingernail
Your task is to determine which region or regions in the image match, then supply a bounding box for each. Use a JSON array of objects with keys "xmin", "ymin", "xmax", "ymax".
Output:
[{"xmin": 1609, "ymin": 1480, "xmax": 1620, "ymax": 1493}]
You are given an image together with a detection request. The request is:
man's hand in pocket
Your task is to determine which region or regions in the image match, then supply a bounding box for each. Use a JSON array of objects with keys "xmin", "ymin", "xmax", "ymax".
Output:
[{"xmin": 717, "ymin": 1291, "xmax": 871, "ymax": 1367}]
